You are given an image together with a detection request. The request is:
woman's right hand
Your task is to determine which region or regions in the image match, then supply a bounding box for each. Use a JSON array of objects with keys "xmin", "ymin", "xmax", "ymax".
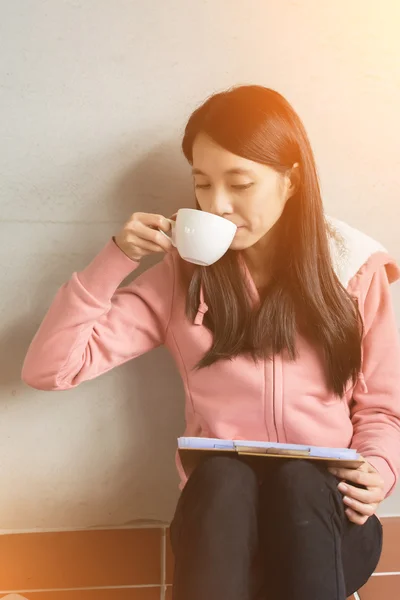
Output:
[{"xmin": 114, "ymin": 212, "xmax": 173, "ymax": 262}]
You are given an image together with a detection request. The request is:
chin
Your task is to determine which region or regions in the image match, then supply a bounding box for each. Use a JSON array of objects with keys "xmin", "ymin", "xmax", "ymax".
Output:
[
  {"xmin": 229, "ymin": 237, "xmax": 254, "ymax": 251},
  {"xmin": 231, "ymin": 227, "xmax": 271, "ymax": 251}
]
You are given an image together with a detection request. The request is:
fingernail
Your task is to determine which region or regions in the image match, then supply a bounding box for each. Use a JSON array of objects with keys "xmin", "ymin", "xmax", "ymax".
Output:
[{"xmin": 338, "ymin": 482, "xmax": 348, "ymax": 493}]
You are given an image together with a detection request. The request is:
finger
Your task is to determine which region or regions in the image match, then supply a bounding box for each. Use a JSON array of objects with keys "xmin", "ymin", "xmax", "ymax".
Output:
[
  {"xmin": 337, "ymin": 481, "xmax": 384, "ymax": 504},
  {"xmin": 129, "ymin": 222, "xmax": 173, "ymax": 252},
  {"xmin": 131, "ymin": 213, "xmax": 172, "ymax": 232},
  {"xmin": 344, "ymin": 507, "xmax": 369, "ymax": 525},
  {"xmin": 328, "ymin": 467, "xmax": 382, "ymax": 489},
  {"xmin": 328, "ymin": 464, "xmax": 367, "ymax": 478},
  {"xmin": 356, "ymin": 455, "xmax": 376, "ymax": 472},
  {"xmin": 158, "ymin": 216, "xmax": 173, "ymax": 233},
  {"xmin": 342, "ymin": 495, "xmax": 379, "ymax": 517}
]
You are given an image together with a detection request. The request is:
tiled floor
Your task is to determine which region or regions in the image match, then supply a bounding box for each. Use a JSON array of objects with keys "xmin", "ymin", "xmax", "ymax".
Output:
[
  {"xmin": 0, "ymin": 518, "xmax": 398, "ymax": 599},
  {"xmin": 0, "ymin": 528, "xmax": 165, "ymax": 600},
  {"xmin": 0, "ymin": 591, "xmax": 162, "ymax": 599},
  {"xmin": 358, "ymin": 575, "xmax": 400, "ymax": 598}
]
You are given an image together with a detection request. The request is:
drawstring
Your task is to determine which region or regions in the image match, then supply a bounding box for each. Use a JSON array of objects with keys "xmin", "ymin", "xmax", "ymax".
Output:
[
  {"xmin": 351, "ymin": 291, "xmax": 369, "ymax": 394},
  {"xmin": 357, "ymin": 372, "xmax": 368, "ymax": 394},
  {"xmin": 193, "ymin": 288, "xmax": 369, "ymax": 395},
  {"xmin": 194, "ymin": 285, "xmax": 208, "ymax": 326}
]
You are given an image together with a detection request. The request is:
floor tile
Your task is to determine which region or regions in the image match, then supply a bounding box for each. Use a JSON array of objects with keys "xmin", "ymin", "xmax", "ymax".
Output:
[
  {"xmin": 0, "ymin": 529, "xmax": 162, "ymax": 590},
  {"xmin": 165, "ymin": 587, "xmax": 172, "ymax": 600},
  {"xmin": 165, "ymin": 529, "xmax": 174, "ymax": 586},
  {"xmin": 377, "ymin": 517, "xmax": 400, "ymax": 572},
  {"xmin": 359, "ymin": 574, "xmax": 400, "ymax": 598},
  {"xmin": 0, "ymin": 588, "xmax": 161, "ymax": 599}
]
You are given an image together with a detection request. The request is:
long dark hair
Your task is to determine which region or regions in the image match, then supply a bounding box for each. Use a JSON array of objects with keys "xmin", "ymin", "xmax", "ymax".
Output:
[{"xmin": 181, "ymin": 85, "xmax": 362, "ymax": 396}]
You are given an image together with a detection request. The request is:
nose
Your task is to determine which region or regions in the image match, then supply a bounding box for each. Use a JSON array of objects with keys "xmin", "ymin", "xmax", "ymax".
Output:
[{"xmin": 209, "ymin": 188, "xmax": 233, "ymax": 217}]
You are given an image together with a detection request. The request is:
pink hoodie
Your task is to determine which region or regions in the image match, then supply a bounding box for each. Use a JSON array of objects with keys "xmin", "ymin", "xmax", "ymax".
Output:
[{"xmin": 22, "ymin": 217, "xmax": 400, "ymax": 497}]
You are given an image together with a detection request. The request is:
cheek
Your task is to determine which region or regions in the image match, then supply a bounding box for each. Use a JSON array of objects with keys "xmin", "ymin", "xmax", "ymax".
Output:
[
  {"xmin": 247, "ymin": 188, "xmax": 285, "ymax": 230},
  {"xmin": 242, "ymin": 195, "xmax": 271, "ymax": 230}
]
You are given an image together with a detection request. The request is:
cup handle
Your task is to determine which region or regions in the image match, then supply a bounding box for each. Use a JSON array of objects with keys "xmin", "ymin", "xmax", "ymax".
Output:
[{"xmin": 158, "ymin": 219, "xmax": 176, "ymax": 247}]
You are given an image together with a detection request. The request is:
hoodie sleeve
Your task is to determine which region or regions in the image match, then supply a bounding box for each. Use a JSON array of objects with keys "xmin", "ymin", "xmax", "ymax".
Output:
[
  {"xmin": 349, "ymin": 259, "xmax": 400, "ymax": 497},
  {"xmin": 21, "ymin": 239, "xmax": 176, "ymax": 391}
]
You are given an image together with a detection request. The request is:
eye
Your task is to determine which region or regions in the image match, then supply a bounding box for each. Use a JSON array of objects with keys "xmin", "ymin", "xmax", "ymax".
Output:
[
  {"xmin": 194, "ymin": 183, "xmax": 211, "ymax": 189},
  {"xmin": 232, "ymin": 183, "xmax": 253, "ymax": 190}
]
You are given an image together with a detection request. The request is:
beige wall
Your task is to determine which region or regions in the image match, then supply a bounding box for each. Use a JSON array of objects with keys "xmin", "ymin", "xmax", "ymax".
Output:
[{"xmin": 1, "ymin": 0, "xmax": 400, "ymax": 531}]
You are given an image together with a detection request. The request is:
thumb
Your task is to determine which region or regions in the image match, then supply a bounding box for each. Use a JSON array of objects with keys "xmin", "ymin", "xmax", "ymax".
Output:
[
  {"xmin": 158, "ymin": 216, "xmax": 173, "ymax": 232},
  {"xmin": 358, "ymin": 456, "xmax": 375, "ymax": 473}
]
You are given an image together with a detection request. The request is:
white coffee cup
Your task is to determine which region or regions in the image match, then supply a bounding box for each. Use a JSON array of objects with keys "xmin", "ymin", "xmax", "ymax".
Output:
[{"xmin": 159, "ymin": 208, "xmax": 237, "ymax": 266}]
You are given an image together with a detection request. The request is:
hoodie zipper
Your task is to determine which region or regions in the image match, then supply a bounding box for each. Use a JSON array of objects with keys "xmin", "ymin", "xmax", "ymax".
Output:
[
  {"xmin": 264, "ymin": 356, "xmax": 279, "ymax": 442},
  {"xmin": 272, "ymin": 354, "xmax": 279, "ymax": 442}
]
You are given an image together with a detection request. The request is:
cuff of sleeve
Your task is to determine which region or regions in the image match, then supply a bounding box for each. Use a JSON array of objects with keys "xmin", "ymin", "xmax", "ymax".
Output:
[
  {"xmin": 77, "ymin": 238, "xmax": 139, "ymax": 301},
  {"xmin": 365, "ymin": 455, "xmax": 396, "ymax": 498}
]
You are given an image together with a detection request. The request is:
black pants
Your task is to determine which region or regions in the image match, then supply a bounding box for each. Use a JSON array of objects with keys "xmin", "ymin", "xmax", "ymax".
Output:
[{"xmin": 170, "ymin": 456, "xmax": 383, "ymax": 600}]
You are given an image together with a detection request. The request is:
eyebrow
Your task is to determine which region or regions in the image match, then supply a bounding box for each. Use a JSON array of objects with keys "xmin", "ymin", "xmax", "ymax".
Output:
[{"xmin": 192, "ymin": 167, "xmax": 256, "ymax": 176}]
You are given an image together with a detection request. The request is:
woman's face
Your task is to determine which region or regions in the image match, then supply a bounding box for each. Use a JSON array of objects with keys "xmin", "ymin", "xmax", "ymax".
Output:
[{"xmin": 191, "ymin": 132, "xmax": 296, "ymax": 251}]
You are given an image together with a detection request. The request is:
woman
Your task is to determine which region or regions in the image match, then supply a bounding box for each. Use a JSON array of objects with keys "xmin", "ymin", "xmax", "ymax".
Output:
[{"xmin": 22, "ymin": 85, "xmax": 400, "ymax": 600}]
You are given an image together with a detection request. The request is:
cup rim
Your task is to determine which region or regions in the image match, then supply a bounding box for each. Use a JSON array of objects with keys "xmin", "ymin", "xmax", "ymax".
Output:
[{"xmin": 177, "ymin": 208, "xmax": 237, "ymax": 230}]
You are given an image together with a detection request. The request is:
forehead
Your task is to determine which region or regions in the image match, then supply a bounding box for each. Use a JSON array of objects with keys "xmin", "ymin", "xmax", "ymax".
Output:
[{"xmin": 191, "ymin": 132, "xmax": 262, "ymax": 176}]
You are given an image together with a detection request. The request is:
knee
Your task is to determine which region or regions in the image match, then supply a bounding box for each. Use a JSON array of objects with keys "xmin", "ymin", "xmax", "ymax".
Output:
[
  {"xmin": 189, "ymin": 456, "xmax": 259, "ymax": 502},
  {"xmin": 270, "ymin": 459, "xmax": 337, "ymax": 506},
  {"xmin": 171, "ymin": 457, "xmax": 259, "ymax": 556}
]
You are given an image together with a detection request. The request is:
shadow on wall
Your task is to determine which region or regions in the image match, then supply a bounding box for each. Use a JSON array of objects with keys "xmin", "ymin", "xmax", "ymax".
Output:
[
  {"xmin": 102, "ymin": 140, "xmax": 191, "ymax": 521},
  {"xmin": 96, "ymin": 347, "xmax": 185, "ymax": 525}
]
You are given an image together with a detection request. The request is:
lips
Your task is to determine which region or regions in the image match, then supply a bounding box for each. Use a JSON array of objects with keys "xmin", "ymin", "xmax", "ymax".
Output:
[{"xmin": 228, "ymin": 223, "xmax": 245, "ymax": 231}]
